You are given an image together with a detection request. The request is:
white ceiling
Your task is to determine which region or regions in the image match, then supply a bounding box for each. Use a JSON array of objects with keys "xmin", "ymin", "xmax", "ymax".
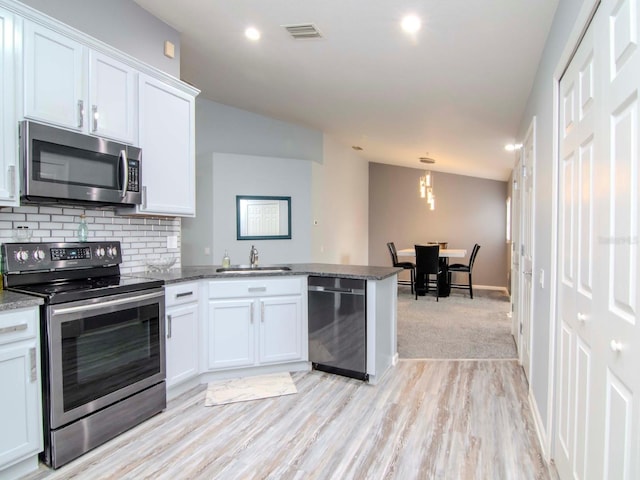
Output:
[{"xmin": 133, "ymin": 0, "xmax": 559, "ymax": 181}]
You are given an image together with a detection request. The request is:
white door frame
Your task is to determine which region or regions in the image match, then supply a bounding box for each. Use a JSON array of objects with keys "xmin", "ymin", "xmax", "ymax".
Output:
[
  {"xmin": 511, "ymin": 162, "xmax": 521, "ymax": 341},
  {"xmin": 548, "ymin": 0, "xmax": 601, "ymax": 462},
  {"xmin": 519, "ymin": 118, "xmax": 536, "ymax": 381}
]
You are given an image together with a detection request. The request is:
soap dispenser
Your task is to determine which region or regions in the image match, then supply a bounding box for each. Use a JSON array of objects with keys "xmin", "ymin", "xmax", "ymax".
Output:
[{"xmin": 222, "ymin": 250, "xmax": 231, "ymax": 268}]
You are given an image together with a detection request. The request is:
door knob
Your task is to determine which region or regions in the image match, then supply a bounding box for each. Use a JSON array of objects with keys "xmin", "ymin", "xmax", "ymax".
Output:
[{"xmin": 610, "ymin": 340, "xmax": 623, "ymax": 353}]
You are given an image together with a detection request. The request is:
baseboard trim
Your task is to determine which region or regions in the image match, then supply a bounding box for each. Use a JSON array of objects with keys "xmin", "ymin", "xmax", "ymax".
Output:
[
  {"xmin": 474, "ymin": 284, "xmax": 509, "ymax": 293},
  {"xmin": 528, "ymin": 387, "xmax": 550, "ymax": 462}
]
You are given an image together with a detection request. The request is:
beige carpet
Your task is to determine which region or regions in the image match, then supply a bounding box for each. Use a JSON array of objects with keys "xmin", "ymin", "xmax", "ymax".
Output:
[
  {"xmin": 205, "ymin": 372, "xmax": 297, "ymax": 406},
  {"xmin": 397, "ymin": 286, "xmax": 517, "ymax": 359}
]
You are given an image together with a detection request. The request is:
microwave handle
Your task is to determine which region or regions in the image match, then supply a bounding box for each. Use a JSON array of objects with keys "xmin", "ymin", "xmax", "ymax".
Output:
[{"xmin": 119, "ymin": 150, "xmax": 129, "ymax": 199}]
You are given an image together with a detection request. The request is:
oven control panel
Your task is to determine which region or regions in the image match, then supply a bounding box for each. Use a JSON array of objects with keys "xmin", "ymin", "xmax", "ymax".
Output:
[
  {"xmin": 51, "ymin": 246, "xmax": 92, "ymax": 261},
  {"xmin": 2, "ymin": 242, "xmax": 123, "ymax": 273}
]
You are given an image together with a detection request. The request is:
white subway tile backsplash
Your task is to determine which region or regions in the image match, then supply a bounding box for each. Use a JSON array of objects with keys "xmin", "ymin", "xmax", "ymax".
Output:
[
  {"xmin": 38, "ymin": 207, "xmax": 64, "ymax": 214},
  {"xmin": 0, "ymin": 206, "xmax": 181, "ymax": 274}
]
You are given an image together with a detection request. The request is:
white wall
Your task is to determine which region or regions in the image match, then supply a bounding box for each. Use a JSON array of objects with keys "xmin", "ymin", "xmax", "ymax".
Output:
[
  {"xmin": 311, "ymin": 135, "xmax": 369, "ymax": 265},
  {"xmin": 182, "ymin": 153, "xmax": 311, "ymax": 266},
  {"xmin": 19, "ymin": 0, "xmax": 180, "ymax": 77},
  {"xmin": 515, "ymin": 0, "xmax": 587, "ymax": 444}
]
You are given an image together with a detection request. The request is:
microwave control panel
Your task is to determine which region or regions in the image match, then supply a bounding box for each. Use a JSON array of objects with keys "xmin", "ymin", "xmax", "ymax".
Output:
[{"xmin": 127, "ymin": 159, "xmax": 140, "ymax": 192}]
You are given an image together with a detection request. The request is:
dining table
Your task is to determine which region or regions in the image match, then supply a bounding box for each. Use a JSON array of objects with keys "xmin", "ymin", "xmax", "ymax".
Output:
[
  {"xmin": 397, "ymin": 248, "xmax": 467, "ymax": 259},
  {"xmin": 397, "ymin": 247, "xmax": 468, "ymax": 297}
]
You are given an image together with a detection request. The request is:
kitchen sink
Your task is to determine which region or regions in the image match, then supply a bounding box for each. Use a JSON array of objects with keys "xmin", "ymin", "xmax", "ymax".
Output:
[{"xmin": 215, "ymin": 266, "xmax": 292, "ymax": 274}]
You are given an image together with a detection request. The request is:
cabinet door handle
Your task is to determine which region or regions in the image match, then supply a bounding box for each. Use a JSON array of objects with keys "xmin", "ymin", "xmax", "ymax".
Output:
[
  {"xmin": 167, "ymin": 314, "xmax": 172, "ymax": 338},
  {"xmin": 250, "ymin": 303, "xmax": 254, "ymax": 324},
  {"xmin": 29, "ymin": 347, "xmax": 37, "ymax": 383},
  {"xmin": 78, "ymin": 100, "xmax": 84, "ymax": 128},
  {"xmin": 248, "ymin": 287, "xmax": 267, "ymax": 293},
  {"xmin": 176, "ymin": 291, "xmax": 194, "ymax": 298},
  {"xmin": 92, "ymin": 105, "xmax": 99, "ymax": 132},
  {"xmin": 0, "ymin": 323, "xmax": 28, "ymax": 334},
  {"xmin": 8, "ymin": 165, "xmax": 16, "ymax": 198},
  {"xmin": 142, "ymin": 186, "xmax": 148, "ymax": 209},
  {"xmin": 261, "ymin": 301, "xmax": 265, "ymax": 322}
]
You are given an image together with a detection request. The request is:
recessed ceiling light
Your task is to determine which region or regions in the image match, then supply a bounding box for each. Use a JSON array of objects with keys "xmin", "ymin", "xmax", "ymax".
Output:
[
  {"xmin": 419, "ymin": 157, "xmax": 435, "ymax": 164},
  {"xmin": 245, "ymin": 27, "xmax": 261, "ymax": 41},
  {"xmin": 401, "ymin": 15, "xmax": 421, "ymax": 34},
  {"xmin": 352, "ymin": 145, "xmax": 363, "ymax": 151},
  {"xmin": 505, "ymin": 143, "xmax": 523, "ymax": 152}
]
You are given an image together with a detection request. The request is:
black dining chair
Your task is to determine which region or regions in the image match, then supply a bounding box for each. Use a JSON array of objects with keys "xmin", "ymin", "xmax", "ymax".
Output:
[
  {"xmin": 414, "ymin": 244, "xmax": 441, "ymax": 301},
  {"xmin": 448, "ymin": 244, "xmax": 481, "ymax": 299},
  {"xmin": 387, "ymin": 242, "xmax": 415, "ymax": 294}
]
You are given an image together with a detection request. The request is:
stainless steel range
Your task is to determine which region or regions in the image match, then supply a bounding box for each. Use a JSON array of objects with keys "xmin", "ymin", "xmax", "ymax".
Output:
[{"xmin": 2, "ymin": 241, "xmax": 166, "ymax": 469}]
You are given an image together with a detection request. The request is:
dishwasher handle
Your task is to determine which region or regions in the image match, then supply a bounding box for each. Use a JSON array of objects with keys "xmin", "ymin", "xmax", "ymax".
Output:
[{"xmin": 308, "ymin": 285, "xmax": 365, "ymax": 295}]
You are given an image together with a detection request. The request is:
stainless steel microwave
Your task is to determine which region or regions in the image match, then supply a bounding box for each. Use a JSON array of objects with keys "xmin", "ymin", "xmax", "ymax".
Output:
[{"xmin": 19, "ymin": 121, "xmax": 142, "ymax": 206}]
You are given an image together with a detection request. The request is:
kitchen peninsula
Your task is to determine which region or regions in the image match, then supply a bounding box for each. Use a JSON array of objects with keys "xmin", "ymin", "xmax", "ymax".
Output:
[{"xmin": 142, "ymin": 263, "xmax": 401, "ymax": 397}]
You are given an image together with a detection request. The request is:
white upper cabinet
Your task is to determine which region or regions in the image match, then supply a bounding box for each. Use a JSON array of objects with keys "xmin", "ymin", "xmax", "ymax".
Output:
[
  {"xmin": 134, "ymin": 74, "xmax": 195, "ymax": 217},
  {"xmin": 88, "ymin": 51, "xmax": 136, "ymax": 143},
  {"xmin": 7, "ymin": 0, "xmax": 198, "ymax": 216},
  {"xmin": 23, "ymin": 22, "xmax": 85, "ymax": 130},
  {"xmin": 23, "ymin": 22, "xmax": 136, "ymax": 144},
  {"xmin": 0, "ymin": 6, "xmax": 18, "ymax": 206}
]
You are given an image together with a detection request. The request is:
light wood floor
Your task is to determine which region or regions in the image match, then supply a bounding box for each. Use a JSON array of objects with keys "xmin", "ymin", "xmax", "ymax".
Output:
[{"xmin": 27, "ymin": 360, "xmax": 555, "ymax": 480}]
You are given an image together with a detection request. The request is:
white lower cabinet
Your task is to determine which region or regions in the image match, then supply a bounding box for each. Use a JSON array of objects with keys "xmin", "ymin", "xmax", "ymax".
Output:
[
  {"xmin": 164, "ymin": 283, "xmax": 199, "ymax": 389},
  {"xmin": 207, "ymin": 299, "xmax": 255, "ymax": 369},
  {"xmin": 207, "ymin": 277, "xmax": 306, "ymax": 371},
  {"xmin": 0, "ymin": 306, "xmax": 42, "ymax": 477},
  {"xmin": 259, "ymin": 296, "xmax": 302, "ymax": 364}
]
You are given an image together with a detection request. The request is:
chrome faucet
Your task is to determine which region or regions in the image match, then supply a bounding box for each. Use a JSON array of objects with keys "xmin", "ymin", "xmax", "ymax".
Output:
[{"xmin": 250, "ymin": 245, "xmax": 259, "ymax": 267}]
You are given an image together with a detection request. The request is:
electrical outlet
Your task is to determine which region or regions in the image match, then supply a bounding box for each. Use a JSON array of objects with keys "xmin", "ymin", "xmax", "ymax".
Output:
[
  {"xmin": 204, "ymin": 247, "xmax": 211, "ymax": 255},
  {"xmin": 166, "ymin": 235, "xmax": 178, "ymax": 249}
]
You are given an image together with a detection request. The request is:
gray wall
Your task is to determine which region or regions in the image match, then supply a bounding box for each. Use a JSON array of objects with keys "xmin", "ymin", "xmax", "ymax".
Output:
[
  {"xmin": 195, "ymin": 99, "xmax": 323, "ymax": 162},
  {"xmin": 369, "ymin": 162, "xmax": 509, "ymax": 288},
  {"xmin": 19, "ymin": 0, "xmax": 180, "ymax": 77},
  {"xmin": 182, "ymin": 152, "xmax": 312, "ymax": 266},
  {"xmin": 189, "ymin": 97, "xmax": 370, "ymax": 267},
  {"xmin": 516, "ymin": 0, "xmax": 587, "ymax": 439}
]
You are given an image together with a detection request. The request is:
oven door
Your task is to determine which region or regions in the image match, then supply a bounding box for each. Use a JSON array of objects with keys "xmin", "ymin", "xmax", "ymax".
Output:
[{"xmin": 45, "ymin": 288, "xmax": 165, "ymax": 430}]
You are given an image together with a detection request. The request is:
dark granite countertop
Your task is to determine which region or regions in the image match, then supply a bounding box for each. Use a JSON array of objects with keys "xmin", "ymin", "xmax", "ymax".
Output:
[
  {"xmin": 137, "ymin": 263, "xmax": 403, "ymax": 285},
  {"xmin": 0, "ymin": 290, "xmax": 44, "ymax": 311}
]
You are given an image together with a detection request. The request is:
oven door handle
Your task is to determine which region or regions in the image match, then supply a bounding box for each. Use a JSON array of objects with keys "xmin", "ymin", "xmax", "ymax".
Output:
[{"xmin": 51, "ymin": 291, "xmax": 162, "ymax": 316}]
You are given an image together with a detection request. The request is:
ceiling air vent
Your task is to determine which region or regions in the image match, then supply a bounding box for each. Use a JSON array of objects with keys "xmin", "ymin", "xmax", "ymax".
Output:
[{"xmin": 283, "ymin": 23, "xmax": 322, "ymax": 39}]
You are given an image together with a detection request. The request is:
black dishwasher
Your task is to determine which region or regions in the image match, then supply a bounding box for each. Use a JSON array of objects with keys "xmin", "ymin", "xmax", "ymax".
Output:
[{"xmin": 308, "ymin": 276, "xmax": 367, "ymax": 381}]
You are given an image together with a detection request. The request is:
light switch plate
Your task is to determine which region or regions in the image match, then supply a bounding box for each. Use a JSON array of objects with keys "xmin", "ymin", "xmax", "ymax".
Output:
[{"xmin": 166, "ymin": 235, "xmax": 178, "ymax": 249}]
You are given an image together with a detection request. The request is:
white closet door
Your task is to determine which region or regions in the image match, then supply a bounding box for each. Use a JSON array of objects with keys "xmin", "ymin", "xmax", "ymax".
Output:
[{"xmin": 556, "ymin": 0, "xmax": 640, "ymax": 478}]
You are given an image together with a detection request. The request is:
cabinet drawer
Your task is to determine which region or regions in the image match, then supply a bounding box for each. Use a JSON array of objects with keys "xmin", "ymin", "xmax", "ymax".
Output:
[
  {"xmin": 0, "ymin": 307, "xmax": 38, "ymax": 345},
  {"xmin": 165, "ymin": 282, "xmax": 200, "ymax": 307},
  {"xmin": 209, "ymin": 277, "xmax": 303, "ymax": 299}
]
